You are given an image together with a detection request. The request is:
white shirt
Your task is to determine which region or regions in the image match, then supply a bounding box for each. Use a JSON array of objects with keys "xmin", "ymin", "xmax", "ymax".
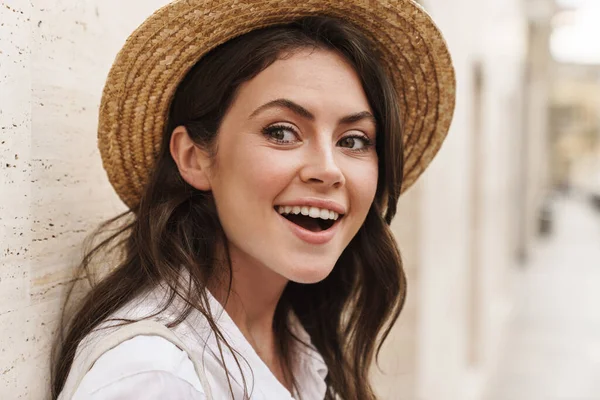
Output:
[{"xmin": 67, "ymin": 288, "xmax": 328, "ymax": 399}]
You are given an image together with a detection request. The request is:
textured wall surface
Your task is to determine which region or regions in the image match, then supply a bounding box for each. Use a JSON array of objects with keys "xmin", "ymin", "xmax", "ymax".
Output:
[
  {"xmin": 413, "ymin": 0, "xmax": 532, "ymax": 399},
  {"xmin": 1, "ymin": 1, "xmax": 35, "ymax": 397},
  {"xmin": 1, "ymin": 1, "xmax": 169, "ymax": 398}
]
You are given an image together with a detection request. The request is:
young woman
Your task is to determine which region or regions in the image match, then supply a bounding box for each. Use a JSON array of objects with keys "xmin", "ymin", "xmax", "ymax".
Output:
[{"xmin": 52, "ymin": 1, "xmax": 455, "ymax": 399}]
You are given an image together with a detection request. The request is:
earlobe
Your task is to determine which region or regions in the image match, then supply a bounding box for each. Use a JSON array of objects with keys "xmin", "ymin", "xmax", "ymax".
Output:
[{"xmin": 170, "ymin": 126, "xmax": 212, "ymax": 191}]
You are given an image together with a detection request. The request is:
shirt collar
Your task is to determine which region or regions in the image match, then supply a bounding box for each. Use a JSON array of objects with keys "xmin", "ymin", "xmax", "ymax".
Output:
[
  {"xmin": 202, "ymin": 290, "xmax": 329, "ymax": 399},
  {"xmin": 287, "ymin": 311, "xmax": 329, "ymax": 398}
]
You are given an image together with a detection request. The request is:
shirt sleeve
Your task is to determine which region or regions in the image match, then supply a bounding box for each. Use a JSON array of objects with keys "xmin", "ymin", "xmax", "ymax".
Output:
[{"xmin": 71, "ymin": 335, "xmax": 205, "ymax": 400}]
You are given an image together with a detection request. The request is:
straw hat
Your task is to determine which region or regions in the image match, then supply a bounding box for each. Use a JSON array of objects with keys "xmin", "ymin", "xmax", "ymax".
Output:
[{"xmin": 98, "ymin": 0, "xmax": 456, "ymax": 209}]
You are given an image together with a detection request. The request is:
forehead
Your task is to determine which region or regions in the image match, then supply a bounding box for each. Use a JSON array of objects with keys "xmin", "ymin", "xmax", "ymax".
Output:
[{"xmin": 233, "ymin": 48, "xmax": 372, "ymax": 116}]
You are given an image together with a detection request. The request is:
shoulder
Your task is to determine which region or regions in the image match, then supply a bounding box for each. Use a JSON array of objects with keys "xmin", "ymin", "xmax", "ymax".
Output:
[{"xmin": 72, "ymin": 335, "xmax": 205, "ymax": 399}]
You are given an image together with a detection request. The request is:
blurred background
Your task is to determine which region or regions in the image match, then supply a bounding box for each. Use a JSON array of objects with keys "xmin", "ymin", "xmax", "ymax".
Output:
[{"xmin": 1, "ymin": 0, "xmax": 599, "ymax": 399}]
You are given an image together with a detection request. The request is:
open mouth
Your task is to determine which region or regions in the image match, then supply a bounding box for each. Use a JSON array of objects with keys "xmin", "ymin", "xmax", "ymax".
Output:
[{"xmin": 275, "ymin": 206, "xmax": 343, "ymax": 233}]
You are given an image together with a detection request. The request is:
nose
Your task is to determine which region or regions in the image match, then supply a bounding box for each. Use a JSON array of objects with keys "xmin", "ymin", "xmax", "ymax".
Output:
[{"xmin": 299, "ymin": 140, "xmax": 345, "ymax": 188}]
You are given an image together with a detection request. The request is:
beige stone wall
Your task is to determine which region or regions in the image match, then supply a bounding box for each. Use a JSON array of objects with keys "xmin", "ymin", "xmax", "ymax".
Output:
[
  {"xmin": 1, "ymin": 1, "xmax": 169, "ymax": 398},
  {"xmin": 1, "ymin": 2, "xmax": 35, "ymax": 395},
  {"xmin": 370, "ymin": 0, "xmax": 550, "ymax": 399}
]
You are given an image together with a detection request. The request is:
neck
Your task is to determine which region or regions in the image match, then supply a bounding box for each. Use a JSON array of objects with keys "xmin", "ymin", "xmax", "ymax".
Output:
[
  {"xmin": 209, "ymin": 242, "xmax": 289, "ymax": 353},
  {"xmin": 207, "ymin": 241, "xmax": 295, "ymax": 393}
]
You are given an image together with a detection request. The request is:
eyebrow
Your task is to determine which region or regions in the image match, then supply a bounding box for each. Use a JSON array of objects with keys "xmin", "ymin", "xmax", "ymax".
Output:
[{"xmin": 249, "ymin": 98, "xmax": 377, "ymax": 127}]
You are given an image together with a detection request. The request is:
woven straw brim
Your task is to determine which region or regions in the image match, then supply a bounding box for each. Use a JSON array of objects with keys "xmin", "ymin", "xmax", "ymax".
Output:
[{"xmin": 98, "ymin": 0, "xmax": 456, "ymax": 210}]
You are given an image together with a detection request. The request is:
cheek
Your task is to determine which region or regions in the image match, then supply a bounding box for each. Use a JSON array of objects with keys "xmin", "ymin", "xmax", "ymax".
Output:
[
  {"xmin": 215, "ymin": 144, "xmax": 296, "ymax": 206},
  {"xmin": 345, "ymin": 158, "xmax": 379, "ymax": 212}
]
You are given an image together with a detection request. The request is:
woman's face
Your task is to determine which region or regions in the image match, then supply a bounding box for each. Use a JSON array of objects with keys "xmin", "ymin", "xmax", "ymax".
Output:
[{"xmin": 208, "ymin": 48, "xmax": 378, "ymax": 284}]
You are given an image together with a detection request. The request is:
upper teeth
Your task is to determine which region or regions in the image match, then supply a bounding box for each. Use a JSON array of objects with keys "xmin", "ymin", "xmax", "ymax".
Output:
[{"xmin": 277, "ymin": 205, "xmax": 340, "ymax": 221}]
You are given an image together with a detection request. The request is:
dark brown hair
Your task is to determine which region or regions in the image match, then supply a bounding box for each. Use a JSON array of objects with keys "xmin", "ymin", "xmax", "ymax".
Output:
[{"xmin": 52, "ymin": 16, "xmax": 406, "ymax": 400}]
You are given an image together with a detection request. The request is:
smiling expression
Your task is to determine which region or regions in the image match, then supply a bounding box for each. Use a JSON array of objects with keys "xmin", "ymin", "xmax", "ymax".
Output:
[{"xmin": 205, "ymin": 48, "xmax": 379, "ymax": 284}]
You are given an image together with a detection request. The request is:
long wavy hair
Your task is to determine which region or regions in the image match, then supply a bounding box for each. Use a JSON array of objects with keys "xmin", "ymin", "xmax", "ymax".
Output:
[{"xmin": 52, "ymin": 16, "xmax": 406, "ymax": 400}]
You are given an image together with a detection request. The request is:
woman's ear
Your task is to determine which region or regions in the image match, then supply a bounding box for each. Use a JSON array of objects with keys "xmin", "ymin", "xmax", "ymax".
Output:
[{"xmin": 170, "ymin": 126, "xmax": 212, "ymax": 191}]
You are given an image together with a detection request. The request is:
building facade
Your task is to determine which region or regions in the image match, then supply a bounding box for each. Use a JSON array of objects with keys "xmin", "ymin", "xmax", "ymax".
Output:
[{"xmin": 373, "ymin": 0, "xmax": 553, "ymax": 399}]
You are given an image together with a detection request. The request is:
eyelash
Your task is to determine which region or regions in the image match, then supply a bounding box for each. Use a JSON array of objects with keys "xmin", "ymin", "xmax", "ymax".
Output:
[{"xmin": 261, "ymin": 124, "xmax": 374, "ymax": 152}]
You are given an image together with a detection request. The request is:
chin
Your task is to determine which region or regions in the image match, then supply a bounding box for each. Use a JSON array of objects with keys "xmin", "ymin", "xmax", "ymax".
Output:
[{"xmin": 283, "ymin": 262, "xmax": 336, "ymax": 285}]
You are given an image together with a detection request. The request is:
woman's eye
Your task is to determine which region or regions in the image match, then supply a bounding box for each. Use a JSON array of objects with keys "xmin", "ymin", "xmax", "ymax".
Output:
[
  {"xmin": 262, "ymin": 125, "xmax": 298, "ymax": 144},
  {"xmin": 338, "ymin": 135, "xmax": 373, "ymax": 151}
]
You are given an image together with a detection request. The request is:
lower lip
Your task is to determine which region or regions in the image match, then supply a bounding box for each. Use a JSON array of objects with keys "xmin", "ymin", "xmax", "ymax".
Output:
[{"xmin": 277, "ymin": 212, "xmax": 341, "ymax": 245}]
